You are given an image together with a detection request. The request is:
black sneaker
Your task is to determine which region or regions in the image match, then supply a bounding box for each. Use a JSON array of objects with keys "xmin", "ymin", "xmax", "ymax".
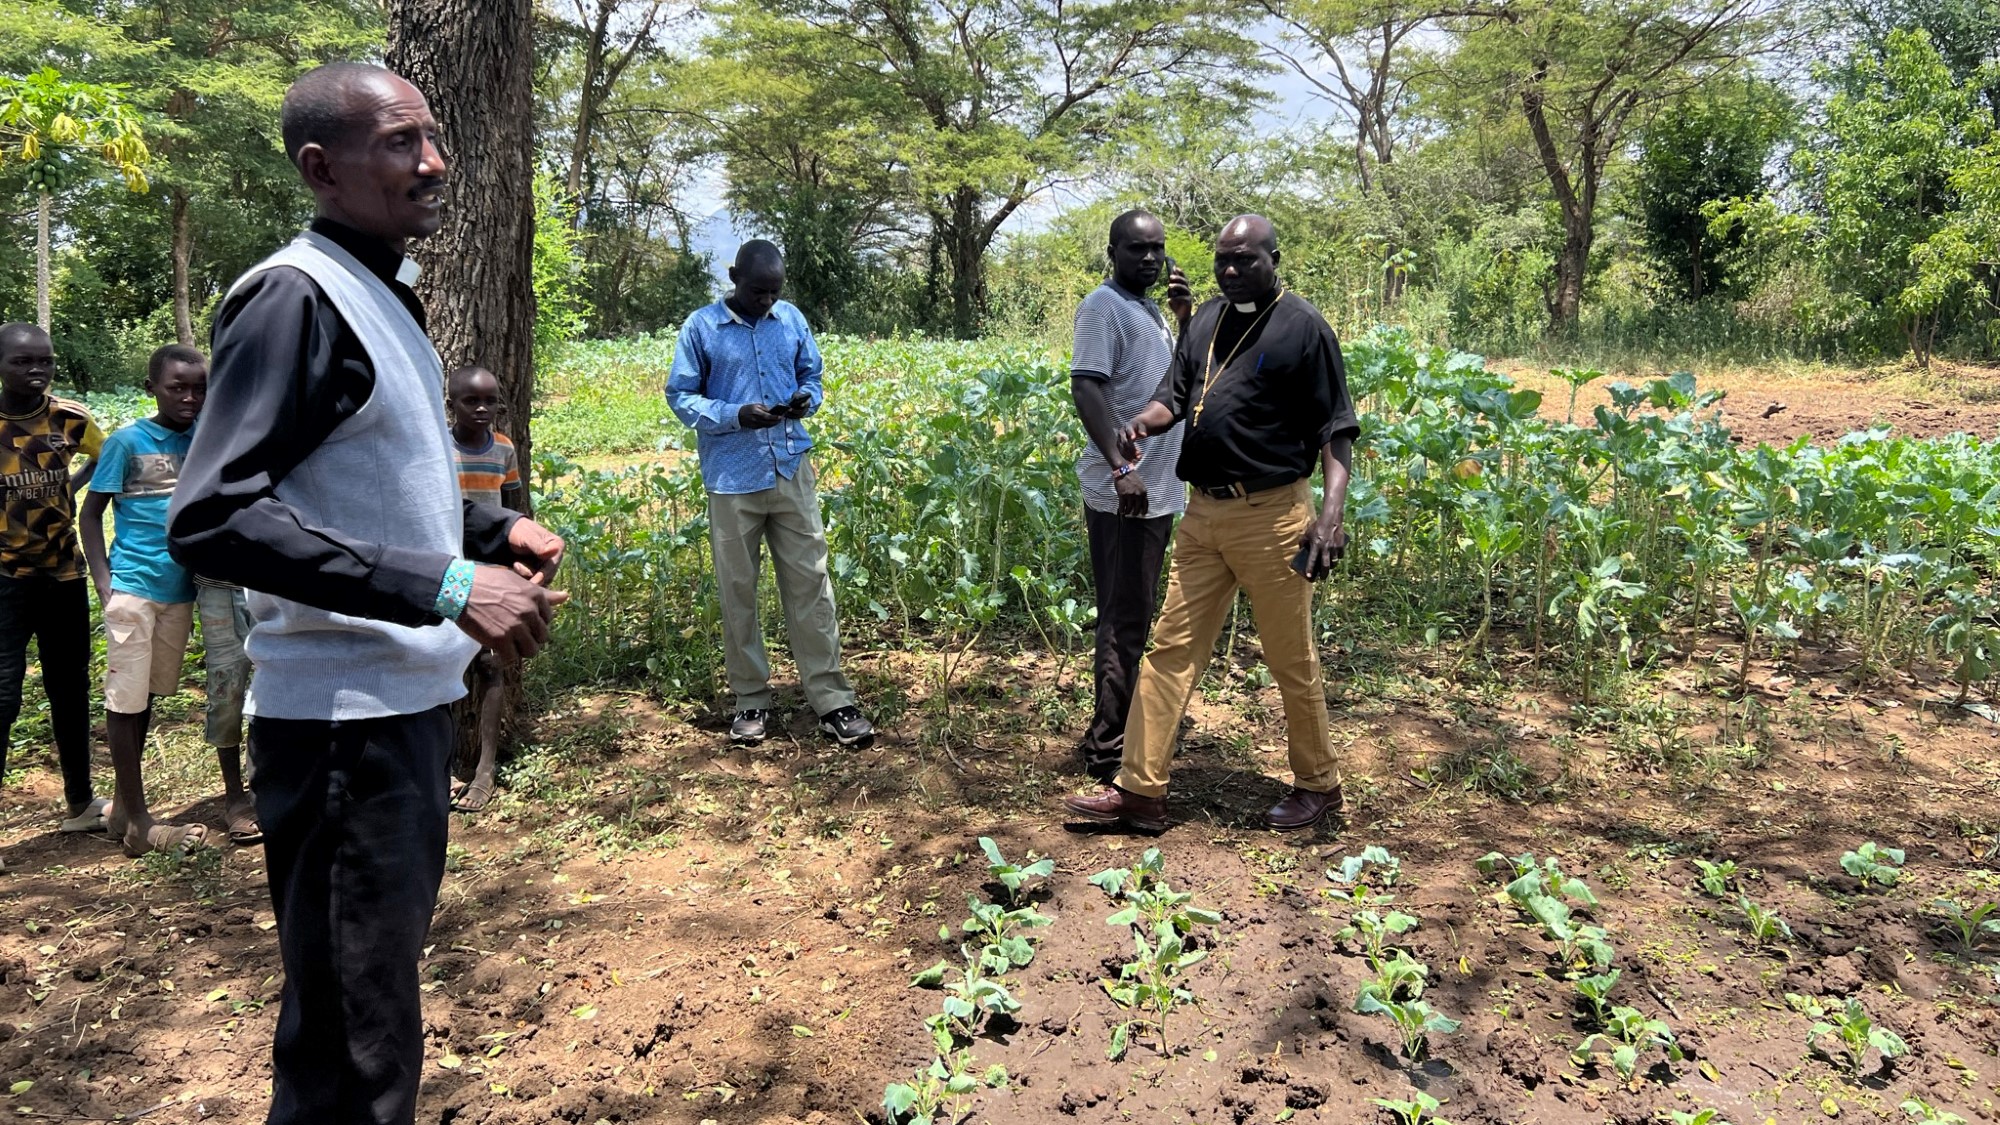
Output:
[
  {"xmin": 818, "ymin": 706, "xmax": 875, "ymax": 748},
  {"xmin": 730, "ymin": 708, "xmax": 771, "ymax": 744}
]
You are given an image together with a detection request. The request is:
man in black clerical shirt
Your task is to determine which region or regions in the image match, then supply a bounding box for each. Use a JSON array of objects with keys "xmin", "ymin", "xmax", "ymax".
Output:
[
  {"xmin": 1064, "ymin": 214, "xmax": 1358, "ymax": 834},
  {"xmin": 170, "ymin": 63, "xmax": 566, "ymax": 1125}
]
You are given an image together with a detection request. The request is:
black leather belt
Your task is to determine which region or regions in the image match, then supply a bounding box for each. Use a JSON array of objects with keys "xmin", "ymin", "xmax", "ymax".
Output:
[{"xmin": 1192, "ymin": 473, "xmax": 1300, "ymax": 500}]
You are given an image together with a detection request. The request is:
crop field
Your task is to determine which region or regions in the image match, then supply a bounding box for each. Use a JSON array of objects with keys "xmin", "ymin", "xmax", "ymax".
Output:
[{"xmin": 2, "ymin": 336, "xmax": 2000, "ymax": 1125}]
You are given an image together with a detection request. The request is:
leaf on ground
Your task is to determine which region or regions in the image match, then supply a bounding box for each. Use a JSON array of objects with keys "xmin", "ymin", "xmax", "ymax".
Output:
[
  {"xmin": 570, "ymin": 1004, "xmax": 598, "ymax": 1019},
  {"xmin": 439, "ymin": 1053, "xmax": 462, "ymax": 1070}
]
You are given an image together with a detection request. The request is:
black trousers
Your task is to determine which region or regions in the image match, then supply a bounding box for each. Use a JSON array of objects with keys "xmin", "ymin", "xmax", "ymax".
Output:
[
  {"xmin": 0, "ymin": 574, "xmax": 95, "ymax": 809},
  {"xmin": 251, "ymin": 706, "xmax": 453, "ymax": 1125},
  {"xmin": 1080, "ymin": 507, "xmax": 1175, "ymax": 775}
]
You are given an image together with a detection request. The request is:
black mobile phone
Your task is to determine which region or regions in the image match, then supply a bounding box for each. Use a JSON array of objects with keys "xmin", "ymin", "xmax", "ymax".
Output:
[
  {"xmin": 1290, "ymin": 542, "xmax": 1316, "ymax": 580},
  {"xmin": 782, "ymin": 389, "xmax": 812, "ymax": 416}
]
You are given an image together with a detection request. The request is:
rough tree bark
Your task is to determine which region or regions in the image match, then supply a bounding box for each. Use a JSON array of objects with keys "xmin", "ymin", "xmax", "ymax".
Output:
[
  {"xmin": 387, "ymin": 0, "xmax": 538, "ymax": 769},
  {"xmin": 171, "ymin": 188, "xmax": 195, "ymax": 345}
]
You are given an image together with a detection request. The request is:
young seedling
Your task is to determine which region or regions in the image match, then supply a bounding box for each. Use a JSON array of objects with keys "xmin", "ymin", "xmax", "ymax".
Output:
[
  {"xmin": 1328, "ymin": 845, "xmax": 1404, "ymax": 906},
  {"xmin": 1475, "ymin": 851, "xmax": 1539, "ymax": 880},
  {"xmin": 881, "ymin": 1051, "xmax": 1008, "ymax": 1125},
  {"xmin": 1691, "ymin": 858, "xmax": 1739, "ymax": 898},
  {"xmin": 1668, "ymin": 1111, "xmax": 1732, "ymax": 1125},
  {"xmin": 1355, "ymin": 990, "xmax": 1461, "ymax": 1061},
  {"xmin": 977, "ymin": 836, "xmax": 1054, "ymax": 906},
  {"xmin": 1788, "ymin": 994, "xmax": 1909, "ymax": 1078},
  {"xmin": 1096, "ymin": 854, "xmax": 1222, "ymax": 937},
  {"xmin": 1358, "ymin": 949, "xmax": 1431, "ymax": 1005},
  {"xmin": 956, "ymin": 896, "xmax": 1051, "ymax": 969},
  {"xmin": 912, "ymin": 948, "xmax": 1022, "ymax": 1051},
  {"xmin": 1495, "ymin": 853, "xmax": 1600, "ymax": 911},
  {"xmin": 1571, "ymin": 1005, "xmax": 1684, "ymax": 1082},
  {"xmin": 1737, "ymin": 896, "xmax": 1793, "ymax": 947},
  {"xmin": 1089, "ymin": 846, "xmax": 1165, "ymax": 900},
  {"xmin": 1930, "ymin": 898, "xmax": 2000, "ymax": 955},
  {"xmin": 1523, "ymin": 893, "xmax": 1615, "ymax": 972},
  {"xmin": 1573, "ymin": 968, "xmax": 1622, "ymax": 1026},
  {"xmin": 1371, "ymin": 1089, "xmax": 1445, "ymax": 1125},
  {"xmin": 1840, "ymin": 842, "xmax": 1905, "ymax": 889},
  {"xmin": 1337, "ymin": 909, "xmax": 1419, "ymax": 965},
  {"xmin": 1103, "ymin": 918, "xmax": 1208, "ymax": 1059},
  {"xmin": 1901, "ymin": 1096, "xmax": 1969, "ymax": 1125}
]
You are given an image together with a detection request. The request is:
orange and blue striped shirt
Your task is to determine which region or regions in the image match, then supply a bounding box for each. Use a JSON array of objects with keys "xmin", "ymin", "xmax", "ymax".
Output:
[{"xmin": 452, "ymin": 430, "xmax": 522, "ymax": 509}]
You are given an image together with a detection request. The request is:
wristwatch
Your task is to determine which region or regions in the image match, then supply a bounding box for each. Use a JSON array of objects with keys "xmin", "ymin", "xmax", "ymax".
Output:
[{"xmin": 1111, "ymin": 463, "xmax": 1138, "ymax": 480}]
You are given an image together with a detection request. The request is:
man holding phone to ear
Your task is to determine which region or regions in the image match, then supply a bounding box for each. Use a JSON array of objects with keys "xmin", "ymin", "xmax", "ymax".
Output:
[
  {"xmin": 667, "ymin": 240, "xmax": 873, "ymax": 748},
  {"xmin": 1068, "ymin": 210, "xmax": 1193, "ymax": 783},
  {"xmin": 1063, "ymin": 214, "xmax": 1358, "ymax": 834}
]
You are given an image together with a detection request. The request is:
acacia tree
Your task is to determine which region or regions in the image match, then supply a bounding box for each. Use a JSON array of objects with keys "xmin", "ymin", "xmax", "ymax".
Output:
[
  {"xmin": 108, "ymin": 0, "xmax": 378, "ymax": 343},
  {"xmin": 0, "ymin": 69, "xmax": 151, "ymax": 330},
  {"xmin": 1445, "ymin": 0, "xmax": 1776, "ymax": 332},
  {"xmin": 713, "ymin": 0, "xmax": 1259, "ymax": 338}
]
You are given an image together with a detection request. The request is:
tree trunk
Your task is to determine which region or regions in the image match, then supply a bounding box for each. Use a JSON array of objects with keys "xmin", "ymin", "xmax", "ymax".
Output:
[
  {"xmin": 35, "ymin": 191, "xmax": 52, "ymax": 332},
  {"xmin": 171, "ymin": 188, "xmax": 195, "ymax": 345},
  {"xmin": 946, "ymin": 189, "xmax": 985, "ymax": 339},
  {"xmin": 565, "ymin": 0, "xmax": 609, "ymax": 224},
  {"xmin": 388, "ymin": 0, "xmax": 538, "ymax": 770}
]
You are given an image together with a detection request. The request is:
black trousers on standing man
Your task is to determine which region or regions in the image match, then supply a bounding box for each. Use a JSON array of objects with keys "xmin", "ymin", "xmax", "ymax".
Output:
[
  {"xmin": 0, "ymin": 575, "xmax": 96, "ymax": 810},
  {"xmin": 1080, "ymin": 508, "xmax": 1175, "ymax": 780},
  {"xmin": 251, "ymin": 705, "xmax": 453, "ymax": 1125}
]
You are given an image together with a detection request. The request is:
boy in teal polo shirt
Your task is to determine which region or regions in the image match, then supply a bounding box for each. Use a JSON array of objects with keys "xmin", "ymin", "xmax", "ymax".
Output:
[{"xmin": 79, "ymin": 345, "xmax": 213, "ymax": 857}]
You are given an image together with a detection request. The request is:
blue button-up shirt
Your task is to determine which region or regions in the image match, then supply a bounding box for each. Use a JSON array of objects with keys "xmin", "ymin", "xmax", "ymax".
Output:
[{"xmin": 665, "ymin": 298, "xmax": 825, "ymax": 495}]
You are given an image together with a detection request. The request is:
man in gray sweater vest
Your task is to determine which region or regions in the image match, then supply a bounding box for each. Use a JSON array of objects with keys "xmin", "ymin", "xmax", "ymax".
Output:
[{"xmin": 169, "ymin": 64, "xmax": 566, "ymax": 1125}]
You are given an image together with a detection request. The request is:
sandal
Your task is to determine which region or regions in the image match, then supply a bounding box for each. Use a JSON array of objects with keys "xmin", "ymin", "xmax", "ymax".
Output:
[
  {"xmin": 225, "ymin": 797, "xmax": 263, "ymax": 846},
  {"xmin": 59, "ymin": 797, "xmax": 111, "ymax": 834},
  {"xmin": 450, "ymin": 778, "xmax": 495, "ymax": 813},
  {"xmin": 121, "ymin": 821, "xmax": 213, "ymax": 859}
]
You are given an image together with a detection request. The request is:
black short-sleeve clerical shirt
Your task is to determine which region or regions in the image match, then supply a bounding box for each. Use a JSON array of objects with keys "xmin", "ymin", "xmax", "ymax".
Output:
[{"xmin": 1154, "ymin": 291, "xmax": 1360, "ymax": 489}]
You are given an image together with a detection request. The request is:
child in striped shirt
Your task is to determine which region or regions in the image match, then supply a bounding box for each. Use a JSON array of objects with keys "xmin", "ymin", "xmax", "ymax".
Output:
[{"xmin": 446, "ymin": 366, "xmax": 522, "ymax": 812}]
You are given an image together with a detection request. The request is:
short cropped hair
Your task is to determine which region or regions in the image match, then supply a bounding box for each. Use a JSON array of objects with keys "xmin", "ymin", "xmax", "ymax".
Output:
[
  {"xmin": 0, "ymin": 322, "xmax": 46, "ymax": 354},
  {"xmin": 147, "ymin": 344, "xmax": 205, "ymax": 384},
  {"xmin": 446, "ymin": 365, "xmax": 496, "ymax": 394},
  {"xmin": 1108, "ymin": 209, "xmax": 1159, "ymax": 249},
  {"xmin": 281, "ymin": 62, "xmax": 394, "ymax": 165},
  {"xmin": 733, "ymin": 239, "xmax": 784, "ymax": 273}
]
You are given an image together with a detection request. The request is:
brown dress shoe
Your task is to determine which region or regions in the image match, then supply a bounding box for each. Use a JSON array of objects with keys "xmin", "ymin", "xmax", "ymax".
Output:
[
  {"xmin": 1062, "ymin": 785, "xmax": 1169, "ymax": 835},
  {"xmin": 1266, "ymin": 786, "xmax": 1341, "ymax": 831}
]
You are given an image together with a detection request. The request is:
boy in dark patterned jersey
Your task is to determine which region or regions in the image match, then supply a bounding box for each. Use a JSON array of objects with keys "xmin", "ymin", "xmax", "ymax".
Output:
[{"xmin": 0, "ymin": 323, "xmax": 107, "ymax": 861}]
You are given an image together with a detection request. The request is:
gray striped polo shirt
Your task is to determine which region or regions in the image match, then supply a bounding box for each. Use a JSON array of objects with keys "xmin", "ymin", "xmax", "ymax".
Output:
[{"xmin": 1071, "ymin": 282, "xmax": 1186, "ymax": 517}]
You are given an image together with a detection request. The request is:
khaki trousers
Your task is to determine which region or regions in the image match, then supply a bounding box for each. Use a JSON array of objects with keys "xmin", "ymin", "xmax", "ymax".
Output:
[
  {"xmin": 707, "ymin": 462, "xmax": 859, "ymax": 715},
  {"xmin": 1115, "ymin": 480, "xmax": 1341, "ymax": 798}
]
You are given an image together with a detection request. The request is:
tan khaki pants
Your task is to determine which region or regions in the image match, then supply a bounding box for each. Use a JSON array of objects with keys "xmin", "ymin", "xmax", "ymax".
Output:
[
  {"xmin": 706, "ymin": 462, "xmax": 858, "ymax": 715},
  {"xmin": 1115, "ymin": 480, "xmax": 1341, "ymax": 798}
]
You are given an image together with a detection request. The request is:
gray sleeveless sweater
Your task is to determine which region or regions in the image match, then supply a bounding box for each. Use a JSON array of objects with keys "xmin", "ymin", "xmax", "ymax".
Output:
[{"xmin": 226, "ymin": 230, "xmax": 480, "ymax": 720}]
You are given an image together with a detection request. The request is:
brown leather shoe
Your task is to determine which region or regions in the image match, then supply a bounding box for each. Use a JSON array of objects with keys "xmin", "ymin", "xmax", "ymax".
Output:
[
  {"xmin": 1265, "ymin": 786, "xmax": 1342, "ymax": 831},
  {"xmin": 1062, "ymin": 785, "xmax": 1169, "ymax": 835}
]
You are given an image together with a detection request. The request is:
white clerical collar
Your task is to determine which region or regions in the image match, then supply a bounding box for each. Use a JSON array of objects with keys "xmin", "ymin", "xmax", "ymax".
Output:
[{"xmin": 395, "ymin": 258, "xmax": 422, "ymax": 287}]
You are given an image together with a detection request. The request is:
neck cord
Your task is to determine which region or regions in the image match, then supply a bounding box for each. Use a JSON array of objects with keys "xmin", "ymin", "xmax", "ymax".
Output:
[{"xmin": 1193, "ymin": 290, "xmax": 1284, "ymax": 426}]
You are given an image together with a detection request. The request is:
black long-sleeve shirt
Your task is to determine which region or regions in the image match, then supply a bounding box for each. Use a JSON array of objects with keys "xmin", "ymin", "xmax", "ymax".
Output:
[
  {"xmin": 167, "ymin": 218, "xmax": 520, "ymax": 626},
  {"xmin": 1152, "ymin": 291, "xmax": 1360, "ymax": 489}
]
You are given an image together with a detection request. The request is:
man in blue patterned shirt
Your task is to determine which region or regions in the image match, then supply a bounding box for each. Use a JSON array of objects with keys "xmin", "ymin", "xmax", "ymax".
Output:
[{"xmin": 666, "ymin": 241, "xmax": 873, "ymax": 748}]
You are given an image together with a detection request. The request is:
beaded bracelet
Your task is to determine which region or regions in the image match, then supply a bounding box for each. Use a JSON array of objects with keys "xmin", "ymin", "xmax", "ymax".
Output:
[{"xmin": 434, "ymin": 558, "xmax": 476, "ymax": 620}]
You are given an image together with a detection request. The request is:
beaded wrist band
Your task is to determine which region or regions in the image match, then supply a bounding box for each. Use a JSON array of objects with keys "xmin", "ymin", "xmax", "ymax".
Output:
[{"xmin": 435, "ymin": 559, "xmax": 476, "ymax": 621}]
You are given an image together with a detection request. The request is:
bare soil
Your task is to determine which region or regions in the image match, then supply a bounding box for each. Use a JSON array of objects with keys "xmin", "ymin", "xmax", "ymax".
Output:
[{"xmin": 3, "ymin": 366, "xmax": 1999, "ymax": 1125}]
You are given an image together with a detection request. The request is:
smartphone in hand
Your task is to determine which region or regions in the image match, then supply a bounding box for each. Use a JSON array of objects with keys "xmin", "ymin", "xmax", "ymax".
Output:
[
  {"xmin": 1290, "ymin": 542, "xmax": 1317, "ymax": 581},
  {"xmin": 777, "ymin": 389, "xmax": 812, "ymax": 418}
]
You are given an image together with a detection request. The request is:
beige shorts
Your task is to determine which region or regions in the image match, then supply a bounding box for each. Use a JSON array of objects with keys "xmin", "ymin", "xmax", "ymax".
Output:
[{"xmin": 103, "ymin": 592, "xmax": 194, "ymax": 715}]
